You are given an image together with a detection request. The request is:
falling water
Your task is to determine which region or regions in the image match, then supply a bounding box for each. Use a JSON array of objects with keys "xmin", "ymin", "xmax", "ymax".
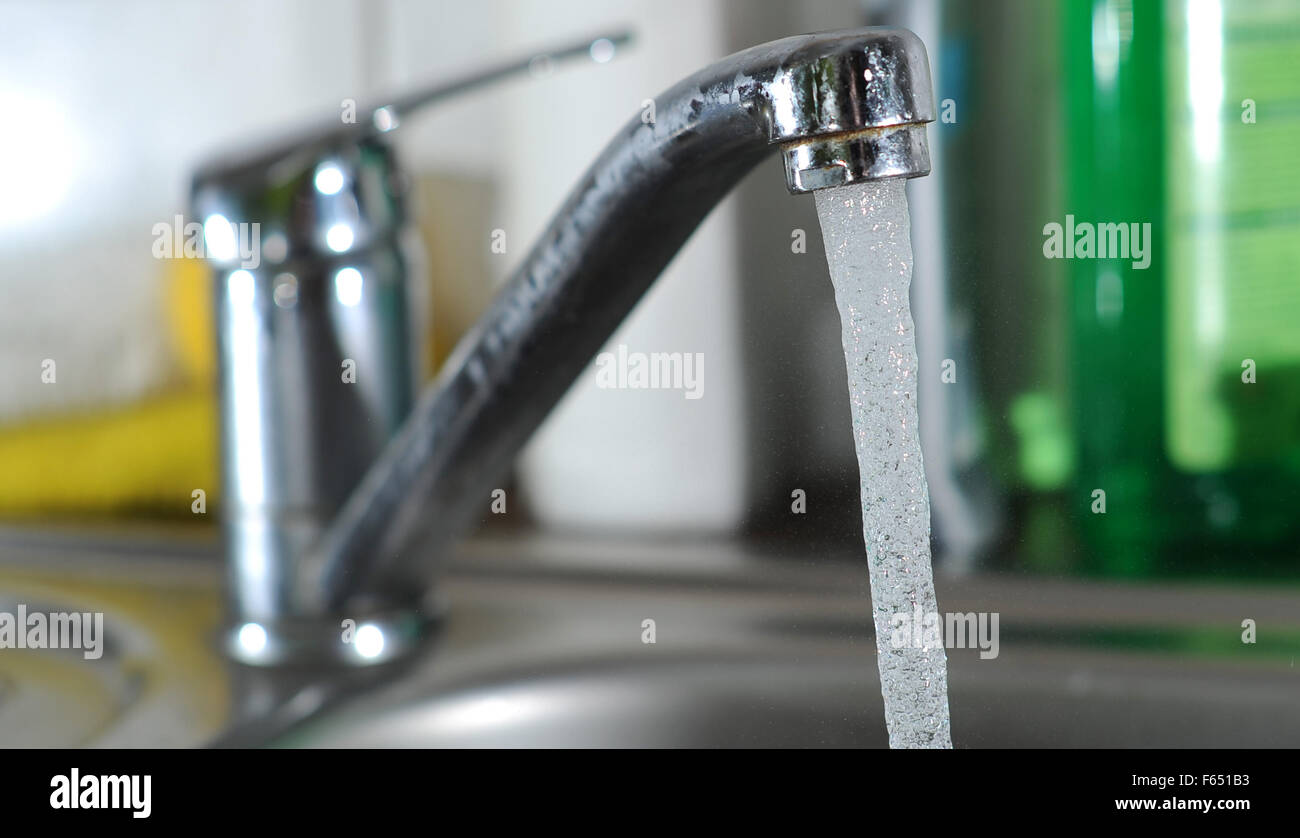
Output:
[{"xmin": 814, "ymin": 178, "xmax": 952, "ymax": 749}]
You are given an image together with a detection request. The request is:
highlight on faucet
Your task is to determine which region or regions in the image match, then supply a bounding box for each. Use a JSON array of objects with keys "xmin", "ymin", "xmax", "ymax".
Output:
[{"xmin": 0, "ymin": 0, "xmax": 1297, "ymax": 792}]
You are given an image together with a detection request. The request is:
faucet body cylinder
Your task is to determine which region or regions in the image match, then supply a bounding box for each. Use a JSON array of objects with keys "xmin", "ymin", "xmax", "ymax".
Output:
[{"xmin": 196, "ymin": 136, "xmax": 423, "ymax": 636}]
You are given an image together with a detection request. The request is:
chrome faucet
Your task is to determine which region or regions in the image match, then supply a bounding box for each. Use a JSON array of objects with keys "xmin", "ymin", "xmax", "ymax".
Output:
[{"xmin": 195, "ymin": 27, "xmax": 934, "ymax": 667}]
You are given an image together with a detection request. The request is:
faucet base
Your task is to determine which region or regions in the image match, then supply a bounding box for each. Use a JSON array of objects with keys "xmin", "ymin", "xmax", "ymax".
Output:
[{"xmin": 223, "ymin": 598, "xmax": 442, "ymax": 668}]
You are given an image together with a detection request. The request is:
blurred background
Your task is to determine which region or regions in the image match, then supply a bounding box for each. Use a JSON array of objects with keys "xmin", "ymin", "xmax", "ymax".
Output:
[
  {"xmin": 0, "ymin": 0, "xmax": 1298, "ymax": 747},
  {"xmin": 3, "ymin": 0, "xmax": 1297, "ymax": 578}
]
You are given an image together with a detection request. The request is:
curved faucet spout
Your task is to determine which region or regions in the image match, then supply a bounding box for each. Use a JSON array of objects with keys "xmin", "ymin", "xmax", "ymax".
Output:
[{"xmin": 243, "ymin": 27, "xmax": 935, "ymax": 662}]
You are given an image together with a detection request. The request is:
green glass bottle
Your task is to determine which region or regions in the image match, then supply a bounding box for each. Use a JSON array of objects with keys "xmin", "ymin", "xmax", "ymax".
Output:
[{"xmin": 1063, "ymin": 0, "xmax": 1300, "ymax": 579}]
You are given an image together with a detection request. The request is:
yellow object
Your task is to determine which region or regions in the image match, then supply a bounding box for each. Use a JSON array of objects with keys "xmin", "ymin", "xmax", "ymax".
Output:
[
  {"xmin": 0, "ymin": 255, "xmax": 219, "ymax": 516},
  {"xmin": 0, "ymin": 183, "xmax": 486, "ymax": 516},
  {"xmin": 164, "ymin": 255, "xmax": 216, "ymax": 381},
  {"xmin": 0, "ymin": 390, "xmax": 217, "ymax": 516}
]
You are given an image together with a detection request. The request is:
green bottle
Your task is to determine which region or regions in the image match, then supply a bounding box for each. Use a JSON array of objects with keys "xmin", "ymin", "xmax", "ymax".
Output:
[{"xmin": 1063, "ymin": 0, "xmax": 1300, "ymax": 578}]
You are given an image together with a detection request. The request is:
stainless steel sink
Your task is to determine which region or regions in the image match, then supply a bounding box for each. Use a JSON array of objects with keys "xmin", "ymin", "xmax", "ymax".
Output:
[
  {"xmin": 238, "ymin": 536, "xmax": 1300, "ymax": 748},
  {"xmin": 4, "ymin": 528, "xmax": 1297, "ymax": 748},
  {"xmin": 0, "ymin": 527, "xmax": 228, "ymax": 747}
]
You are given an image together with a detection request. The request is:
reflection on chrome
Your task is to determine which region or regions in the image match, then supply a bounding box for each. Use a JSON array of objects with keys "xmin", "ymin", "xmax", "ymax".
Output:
[
  {"xmin": 354, "ymin": 624, "xmax": 385, "ymax": 659},
  {"xmin": 326, "ymin": 223, "xmax": 354, "ymax": 253},
  {"xmin": 228, "ymin": 269, "xmax": 267, "ymax": 508},
  {"xmin": 204, "ymin": 213, "xmax": 238, "ymax": 261},
  {"xmin": 372, "ymin": 106, "xmax": 398, "ymax": 132},
  {"xmin": 334, "ymin": 267, "xmax": 363, "ymax": 307},
  {"xmin": 314, "ymin": 163, "xmax": 345, "ymax": 195},
  {"xmin": 589, "ymin": 37, "xmax": 616, "ymax": 64},
  {"xmin": 272, "ymin": 273, "xmax": 299, "ymax": 309},
  {"xmin": 237, "ymin": 622, "xmax": 268, "ymax": 656}
]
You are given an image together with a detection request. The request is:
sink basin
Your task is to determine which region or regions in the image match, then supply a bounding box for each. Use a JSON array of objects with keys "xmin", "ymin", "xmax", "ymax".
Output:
[
  {"xmin": 246, "ymin": 536, "xmax": 1300, "ymax": 748},
  {"xmin": 5, "ymin": 528, "xmax": 1297, "ymax": 747},
  {"xmin": 0, "ymin": 527, "xmax": 229, "ymax": 747}
]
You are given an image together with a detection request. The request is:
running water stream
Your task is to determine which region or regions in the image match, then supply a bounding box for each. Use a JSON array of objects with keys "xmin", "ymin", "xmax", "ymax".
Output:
[{"xmin": 814, "ymin": 178, "xmax": 953, "ymax": 749}]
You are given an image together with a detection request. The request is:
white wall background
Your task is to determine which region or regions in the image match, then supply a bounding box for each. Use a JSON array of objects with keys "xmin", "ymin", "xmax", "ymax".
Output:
[{"xmin": 0, "ymin": 0, "xmax": 749, "ymax": 532}]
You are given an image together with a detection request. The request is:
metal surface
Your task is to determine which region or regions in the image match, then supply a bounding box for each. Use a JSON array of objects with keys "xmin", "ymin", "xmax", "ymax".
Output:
[
  {"xmin": 215, "ymin": 536, "xmax": 1300, "ymax": 748},
  {"xmin": 782, "ymin": 123, "xmax": 931, "ymax": 192},
  {"xmin": 3, "ymin": 527, "xmax": 1296, "ymax": 748},
  {"xmin": 768, "ymin": 27, "xmax": 934, "ymax": 191},
  {"xmin": 0, "ymin": 529, "xmax": 228, "ymax": 747},
  {"xmin": 196, "ymin": 133, "xmax": 423, "ymax": 656},
  {"xmin": 295, "ymin": 27, "xmax": 936, "ymax": 640}
]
